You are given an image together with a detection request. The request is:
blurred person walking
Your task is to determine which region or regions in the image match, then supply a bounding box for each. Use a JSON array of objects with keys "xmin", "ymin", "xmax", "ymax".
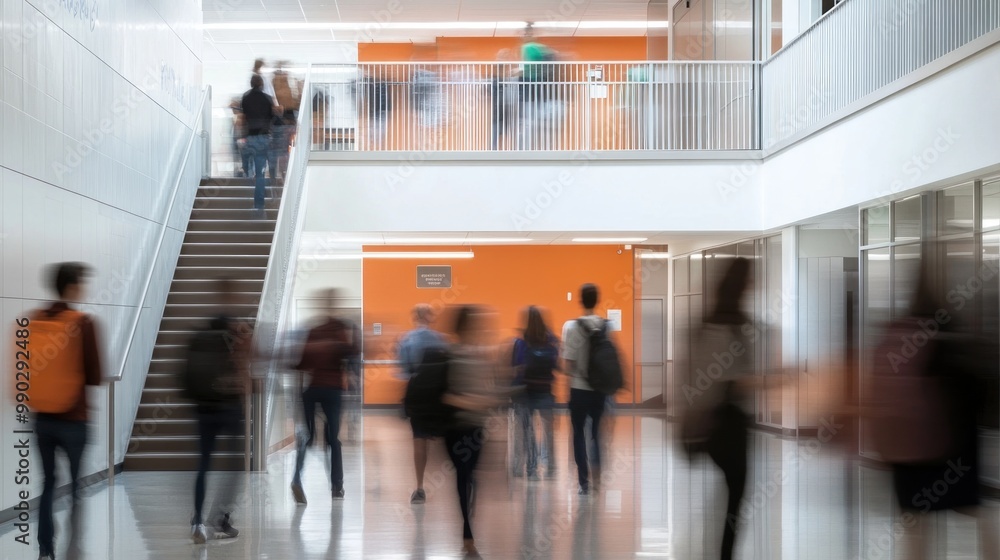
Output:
[
  {"xmin": 240, "ymin": 74, "xmax": 278, "ymax": 219},
  {"xmin": 253, "ymin": 58, "xmax": 277, "ymax": 101},
  {"xmin": 27, "ymin": 263, "xmax": 104, "ymax": 560},
  {"xmin": 561, "ymin": 283, "xmax": 624, "ymax": 495},
  {"xmin": 680, "ymin": 258, "xmax": 756, "ymax": 560},
  {"xmin": 271, "ymin": 62, "xmax": 300, "ymax": 181},
  {"xmin": 290, "ymin": 290, "xmax": 358, "ymax": 504},
  {"xmin": 183, "ymin": 278, "xmax": 251, "ymax": 544},
  {"xmin": 511, "ymin": 306, "xmax": 559, "ymax": 480},
  {"xmin": 397, "ymin": 303, "xmax": 448, "ymax": 504},
  {"xmin": 441, "ymin": 306, "xmax": 504, "ymax": 557},
  {"xmin": 489, "ymin": 49, "xmax": 518, "ymax": 150},
  {"xmin": 229, "ymin": 96, "xmax": 252, "ymax": 178},
  {"xmin": 869, "ymin": 256, "xmax": 999, "ymax": 560}
]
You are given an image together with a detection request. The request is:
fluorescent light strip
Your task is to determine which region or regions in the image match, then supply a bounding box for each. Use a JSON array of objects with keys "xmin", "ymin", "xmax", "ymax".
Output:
[
  {"xmin": 639, "ymin": 252, "xmax": 671, "ymax": 259},
  {"xmin": 381, "ymin": 237, "xmax": 533, "ymax": 244},
  {"xmin": 571, "ymin": 237, "xmax": 647, "ymax": 243},
  {"xmin": 204, "ymin": 20, "xmax": 669, "ymax": 31},
  {"xmin": 305, "ymin": 251, "xmax": 475, "ymax": 260}
]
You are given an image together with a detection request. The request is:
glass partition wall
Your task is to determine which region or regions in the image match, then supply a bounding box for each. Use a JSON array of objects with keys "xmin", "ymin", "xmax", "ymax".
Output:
[
  {"xmin": 860, "ymin": 179, "xmax": 1000, "ymax": 484},
  {"xmin": 671, "ymin": 236, "xmax": 784, "ymax": 429}
]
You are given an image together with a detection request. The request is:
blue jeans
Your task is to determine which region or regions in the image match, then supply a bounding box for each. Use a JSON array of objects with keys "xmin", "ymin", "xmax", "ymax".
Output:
[
  {"xmin": 245, "ymin": 134, "xmax": 269, "ymax": 210},
  {"xmin": 294, "ymin": 387, "xmax": 344, "ymax": 489},
  {"xmin": 36, "ymin": 414, "xmax": 87, "ymax": 557},
  {"xmin": 517, "ymin": 392, "xmax": 555, "ymax": 475},
  {"xmin": 569, "ymin": 388, "xmax": 605, "ymax": 488}
]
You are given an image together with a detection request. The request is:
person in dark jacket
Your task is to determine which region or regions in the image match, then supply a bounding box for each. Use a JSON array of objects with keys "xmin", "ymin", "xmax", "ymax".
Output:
[
  {"xmin": 870, "ymin": 255, "xmax": 999, "ymax": 559},
  {"xmin": 290, "ymin": 292, "xmax": 358, "ymax": 504},
  {"xmin": 511, "ymin": 305, "xmax": 559, "ymax": 480},
  {"xmin": 240, "ymin": 74, "xmax": 278, "ymax": 218}
]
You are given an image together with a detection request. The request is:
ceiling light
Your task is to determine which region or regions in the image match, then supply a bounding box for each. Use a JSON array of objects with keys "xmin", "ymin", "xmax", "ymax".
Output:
[
  {"xmin": 571, "ymin": 237, "xmax": 647, "ymax": 243},
  {"xmin": 204, "ymin": 20, "xmax": 670, "ymax": 32},
  {"xmin": 639, "ymin": 252, "xmax": 671, "ymax": 259},
  {"xmin": 305, "ymin": 251, "xmax": 475, "ymax": 260},
  {"xmin": 381, "ymin": 237, "xmax": 532, "ymax": 244}
]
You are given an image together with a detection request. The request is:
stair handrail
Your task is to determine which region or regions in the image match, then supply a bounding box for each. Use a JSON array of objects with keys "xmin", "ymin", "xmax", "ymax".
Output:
[
  {"xmin": 112, "ymin": 86, "xmax": 212, "ymax": 383},
  {"xmin": 248, "ymin": 66, "xmax": 314, "ymax": 470},
  {"xmin": 108, "ymin": 86, "xmax": 211, "ymax": 484}
]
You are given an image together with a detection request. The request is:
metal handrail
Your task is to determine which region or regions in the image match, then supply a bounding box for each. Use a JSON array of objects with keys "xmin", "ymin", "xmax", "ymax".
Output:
[
  {"xmin": 247, "ymin": 65, "xmax": 314, "ymax": 470},
  {"xmin": 108, "ymin": 86, "xmax": 212, "ymax": 484}
]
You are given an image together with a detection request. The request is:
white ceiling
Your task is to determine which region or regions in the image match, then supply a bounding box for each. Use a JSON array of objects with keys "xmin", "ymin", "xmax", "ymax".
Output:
[{"xmin": 203, "ymin": 0, "xmax": 654, "ymax": 62}]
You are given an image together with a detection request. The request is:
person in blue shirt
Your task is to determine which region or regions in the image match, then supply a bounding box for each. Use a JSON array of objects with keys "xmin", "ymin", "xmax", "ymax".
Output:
[
  {"xmin": 512, "ymin": 306, "xmax": 560, "ymax": 480},
  {"xmin": 396, "ymin": 303, "xmax": 447, "ymax": 504}
]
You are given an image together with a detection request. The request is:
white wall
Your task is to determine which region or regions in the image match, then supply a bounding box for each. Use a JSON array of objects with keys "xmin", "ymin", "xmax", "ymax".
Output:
[
  {"xmin": 0, "ymin": 0, "xmax": 202, "ymax": 515},
  {"xmin": 303, "ymin": 157, "xmax": 764, "ymax": 233},
  {"xmin": 762, "ymin": 40, "xmax": 1000, "ymax": 228}
]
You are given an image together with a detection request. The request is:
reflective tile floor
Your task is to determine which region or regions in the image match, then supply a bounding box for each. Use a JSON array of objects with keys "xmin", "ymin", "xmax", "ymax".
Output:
[{"xmin": 0, "ymin": 412, "xmax": 996, "ymax": 559}]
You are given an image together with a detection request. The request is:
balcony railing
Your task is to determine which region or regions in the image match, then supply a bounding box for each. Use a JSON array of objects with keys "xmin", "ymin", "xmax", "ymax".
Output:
[
  {"xmin": 762, "ymin": 0, "xmax": 1000, "ymax": 149},
  {"xmin": 310, "ymin": 61, "xmax": 759, "ymax": 152}
]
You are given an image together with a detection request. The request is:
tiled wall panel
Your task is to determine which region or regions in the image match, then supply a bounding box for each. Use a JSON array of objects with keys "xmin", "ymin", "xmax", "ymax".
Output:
[{"xmin": 0, "ymin": 0, "xmax": 203, "ymax": 514}]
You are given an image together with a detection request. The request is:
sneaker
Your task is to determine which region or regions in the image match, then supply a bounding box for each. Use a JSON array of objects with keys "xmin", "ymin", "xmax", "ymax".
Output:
[
  {"xmin": 332, "ymin": 487, "xmax": 345, "ymax": 500},
  {"xmin": 527, "ymin": 472, "xmax": 541, "ymax": 482},
  {"xmin": 578, "ymin": 484, "xmax": 589, "ymax": 496},
  {"xmin": 410, "ymin": 488, "xmax": 426, "ymax": 504},
  {"xmin": 291, "ymin": 481, "xmax": 307, "ymax": 505},
  {"xmin": 38, "ymin": 549, "xmax": 55, "ymax": 560},
  {"xmin": 191, "ymin": 523, "xmax": 209, "ymax": 544},
  {"xmin": 215, "ymin": 514, "xmax": 239, "ymax": 539},
  {"xmin": 252, "ymin": 208, "xmax": 266, "ymax": 220}
]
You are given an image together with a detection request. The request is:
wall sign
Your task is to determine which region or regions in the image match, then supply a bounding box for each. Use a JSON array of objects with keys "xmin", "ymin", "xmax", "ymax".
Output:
[{"xmin": 417, "ymin": 266, "xmax": 452, "ymax": 288}]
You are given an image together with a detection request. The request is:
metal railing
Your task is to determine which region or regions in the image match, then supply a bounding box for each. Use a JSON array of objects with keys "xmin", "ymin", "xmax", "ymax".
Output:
[
  {"xmin": 762, "ymin": 0, "xmax": 1000, "ymax": 149},
  {"xmin": 108, "ymin": 86, "xmax": 212, "ymax": 483},
  {"xmin": 310, "ymin": 61, "xmax": 759, "ymax": 152},
  {"xmin": 248, "ymin": 67, "xmax": 314, "ymax": 470}
]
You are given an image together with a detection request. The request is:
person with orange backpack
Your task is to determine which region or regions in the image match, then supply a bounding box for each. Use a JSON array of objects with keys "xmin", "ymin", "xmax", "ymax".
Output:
[{"xmin": 24, "ymin": 262, "xmax": 104, "ymax": 560}]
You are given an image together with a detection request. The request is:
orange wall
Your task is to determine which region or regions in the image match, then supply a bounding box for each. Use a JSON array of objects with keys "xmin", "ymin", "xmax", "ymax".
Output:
[
  {"xmin": 362, "ymin": 245, "xmax": 637, "ymax": 405},
  {"xmin": 359, "ymin": 37, "xmax": 648, "ymax": 62}
]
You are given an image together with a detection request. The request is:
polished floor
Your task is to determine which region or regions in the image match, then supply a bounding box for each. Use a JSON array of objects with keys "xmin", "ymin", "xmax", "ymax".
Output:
[{"xmin": 0, "ymin": 411, "xmax": 996, "ymax": 559}]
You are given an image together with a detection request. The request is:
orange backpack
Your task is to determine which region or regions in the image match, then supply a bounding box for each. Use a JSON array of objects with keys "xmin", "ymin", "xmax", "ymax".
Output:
[{"xmin": 23, "ymin": 309, "xmax": 87, "ymax": 413}]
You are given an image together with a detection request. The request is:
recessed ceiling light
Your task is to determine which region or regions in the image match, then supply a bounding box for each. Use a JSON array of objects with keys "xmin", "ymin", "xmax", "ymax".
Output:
[
  {"xmin": 203, "ymin": 20, "xmax": 670, "ymax": 32},
  {"xmin": 639, "ymin": 252, "xmax": 671, "ymax": 259},
  {"xmin": 304, "ymin": 251, "xmax": 475, "ymax": 260},
  {"xmin": 382, "ymin": 237, "xmax": 533, "ymax": 244}
]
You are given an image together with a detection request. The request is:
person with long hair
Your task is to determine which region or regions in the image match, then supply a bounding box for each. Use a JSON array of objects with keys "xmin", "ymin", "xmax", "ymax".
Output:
[
  {"xmin": 511, "ymin": 306, "xmax": 560, "ymax": 480},
  {"xmin": 694, "ymin": 258, "xmax": 753, "ymax": 560},
  {"xmin": 441, "ymin": 305, "xmax": 503, "ymax": 557}
]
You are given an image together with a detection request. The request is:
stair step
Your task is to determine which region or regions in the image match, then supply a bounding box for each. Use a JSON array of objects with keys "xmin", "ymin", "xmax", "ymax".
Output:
[
  {"xmin": 173, "ymin": 266, "xmax": 267, "ymax": 280},
  {"xmin": 193, "ymin": 198, "xmax": 284, "ymax": 211},
  {"xmin": 129, "ymin": 418, "xmax": 201, "ymax": 437},
  {"xmin": 181, "ymin": 243, "xmax": 273, "ymax": 256},
  {"xmin": 158, "ymin": 317, "xmax": 256, "ymax": 333},
  {"xmin": 128, "ymin": 435, "xmax": 245, "ymax": 454},
  {"xmin": 177, "ymin": 255, "xmax": 270, "ymax": 268},
  {"xmin": 167, "ymin": 292, "xmax": 262, "ymax": 305},
  {"xmin": 190, "ymin": 208, "xmax": 279, "ymax": 221},
  {"xmin": 162, "ymin": 303, "xmax": 260, "ymax": 318},
  {"xmin": 169, "ymin": 279, "xmax": 265, "ymax": 292},
  {"xmin": 123, "ymin": 453, "xmax": 245, "ymax": 472},
  {"xmin": 151, "ymin": 345, "xmax": 189, "ymax": 360},
  {"xmin": 133, "ymin": 401, "xmax": 198, "ymax": 421},
  {"xmin": 143, "ymin": 372, "xmax": 184, "ymax": 389},
  {"xmin": 187, "ymin": 220, "xmax": 277, "ymax": 232},
  {"xmin": 139, "ymin": 387, "xmax": 187, "ymax": 404},
  {"xmin": 183, "ymin": 231, "xmax": 276, "ymax": 244}
]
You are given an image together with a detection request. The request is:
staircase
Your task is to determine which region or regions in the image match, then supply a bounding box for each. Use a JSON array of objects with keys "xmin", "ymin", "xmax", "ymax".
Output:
[{"xmin": 124, "ymin": 178, "xmax": 280, "ymax": 471}]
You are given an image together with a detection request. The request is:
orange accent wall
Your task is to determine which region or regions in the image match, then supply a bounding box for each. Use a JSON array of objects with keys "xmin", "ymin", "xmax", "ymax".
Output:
[
  {"xmin": 361, "ymin": 245, "xmax": 637, "ymax": 405},
  {"xmin": 358, "ymin": 37, "xmax": 648, "ymax": 62}
]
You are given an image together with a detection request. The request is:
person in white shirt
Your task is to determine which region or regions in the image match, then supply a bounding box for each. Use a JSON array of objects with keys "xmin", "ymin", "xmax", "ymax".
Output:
[{"xmin": 561, "ymin": 283, "xmax": 606, "ymax": 495}]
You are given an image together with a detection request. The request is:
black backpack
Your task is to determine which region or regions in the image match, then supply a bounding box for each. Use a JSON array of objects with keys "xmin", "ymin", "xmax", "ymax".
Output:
[
  {"xmin": 522, "ymin": 341, "xmax": 558, "ymax": 393},
  {"xmin": 181, "ymin": 326, "xmax": 237, "ymax": 405},
  {"xmin": 579, "ymin": 319, "xmax": 624, "ymax": 396},
  {"xmin": 403, "ymin": 347, "xmax": 455, "ymax": 434}
]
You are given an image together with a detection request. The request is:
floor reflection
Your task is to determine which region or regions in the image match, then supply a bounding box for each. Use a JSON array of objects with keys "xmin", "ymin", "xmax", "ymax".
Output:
[{"xmin": 0, "ymin": 411, "xmax": 996, "ymax": 559}]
